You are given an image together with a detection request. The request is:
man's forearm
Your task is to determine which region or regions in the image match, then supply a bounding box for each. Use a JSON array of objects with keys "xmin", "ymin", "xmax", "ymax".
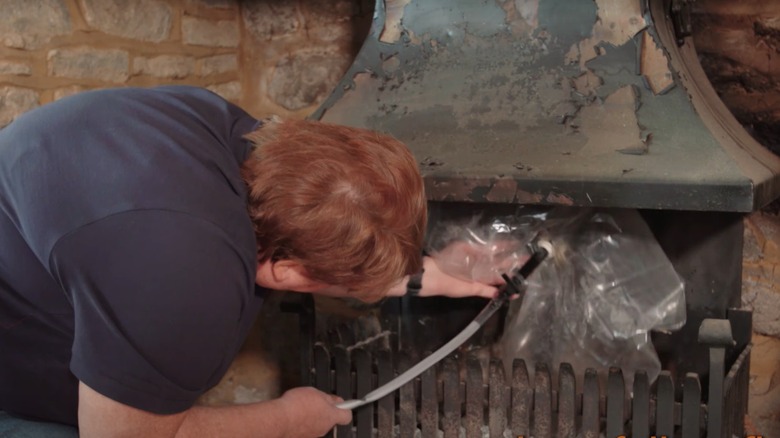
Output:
[{"xmin": 176, "ymin": 400, "xmax": 289, "ymax": 438}]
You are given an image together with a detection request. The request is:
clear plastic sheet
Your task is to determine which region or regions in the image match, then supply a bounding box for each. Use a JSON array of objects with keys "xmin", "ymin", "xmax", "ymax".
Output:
[{"xmin": 425, "ymin": 207, "xmax": 686, "ymax": 385}]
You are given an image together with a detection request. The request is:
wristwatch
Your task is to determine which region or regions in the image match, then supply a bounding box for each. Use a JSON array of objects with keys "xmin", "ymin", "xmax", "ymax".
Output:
[{"xmin": 406, "ymin": 269, "xmax": 424, "ymax": 297}]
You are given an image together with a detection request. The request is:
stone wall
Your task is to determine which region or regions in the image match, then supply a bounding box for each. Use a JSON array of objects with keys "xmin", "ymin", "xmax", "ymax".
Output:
[
  {"xmin": 692, "ymin": 0, "xmax": 780, "ymax": 156},
  {"xmin": 0, "ymin": 0, "xmax": 372, "ymax": 127}
]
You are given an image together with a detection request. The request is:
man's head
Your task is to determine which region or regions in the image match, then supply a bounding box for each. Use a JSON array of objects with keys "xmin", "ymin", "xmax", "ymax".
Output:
[{"xmin": 242, "ymin": 118, "xmax": 427, "ymax": 301}]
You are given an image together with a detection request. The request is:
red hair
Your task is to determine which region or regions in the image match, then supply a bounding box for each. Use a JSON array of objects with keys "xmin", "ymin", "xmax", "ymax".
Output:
[{"xmin": 242, "ymin": 118, "xmax": 427, "ymax": 299}]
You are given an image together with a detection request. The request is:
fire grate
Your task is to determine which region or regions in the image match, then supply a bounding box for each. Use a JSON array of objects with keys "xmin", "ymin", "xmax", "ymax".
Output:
[{"xmin": 301, "ymin": 312, "xmax": 752, "ymax": 438}]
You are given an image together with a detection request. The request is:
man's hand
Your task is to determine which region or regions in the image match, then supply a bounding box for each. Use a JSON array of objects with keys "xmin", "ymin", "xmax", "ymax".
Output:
[
  {"xmin": 415, "ymin": 255, "xmax": 500, "ymax": 299},
  {"xmin": 275, "ymin": 387, "xmax": 352, "ymax": 438}
]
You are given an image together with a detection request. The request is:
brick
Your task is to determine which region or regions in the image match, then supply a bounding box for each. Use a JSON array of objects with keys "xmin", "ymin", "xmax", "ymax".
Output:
[
  {"xmin": 48, "ymin": 47, "xmax": 129, "ymax": 82},
  {"xmin": 198, "ymin": 54, "xmax": 238, "ymax": 76},
  {"xmin": 0, "ymin": 86, "xmax": 39, "ymax": 128},
  {"xmin": 182, "ymin": 16, "xmax": 239, "ymax": 48},
  {"xmin": 80, "ymin": 0, "xmax": 172, "ymax": 42},
  {"xmin": 0, "ymin": 0, "xmax": 71, "ymax": 49},
  {"xmin": 268, "ymin": 50, "xmax": 351, "ymax": 111},
  {"xmin": 133, "ymin": 55, "xmax": 195, "ymax": 79},
  {"xmin": 207, "ymin": 81, "xmax": 241, "ymax": 102},
  {"xmin": 0, "ymin": 60, "xmax": 32, "ymax": 76},
  {"xmin": 743, "ymin": 212, "xmax": 780, "ymax": 337},
  {"xmin": 242, "ymin": 0, "xmax": 299, "ymax": 41}
]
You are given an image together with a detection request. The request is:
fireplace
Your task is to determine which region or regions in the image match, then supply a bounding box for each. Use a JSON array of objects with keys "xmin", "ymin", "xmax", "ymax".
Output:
[{"xmin": 284, "ymin": 0, "xmax": 780, "ymax": 436}]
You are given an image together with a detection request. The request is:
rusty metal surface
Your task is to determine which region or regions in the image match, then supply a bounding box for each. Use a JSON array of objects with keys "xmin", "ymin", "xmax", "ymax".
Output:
[
  {"xmin": 556, "ymin": 363, "xmax": 576, "ymax": 438},
  {"xmin": 510, "ymin": 359, "xmax": 531, "ymax": 436},
  {"xmin": 398, "ymin": 353, "xmax": 417, "ymax": 437},
  {"xmin": 313, "ymin": 0, "xmax": 780, "ymax": 211},
  {"xmin": 420, "ymin": 363, "xmax": 438, "ymax": 437},
  {"xmin": 488, "ymin": 359, "xmax": 508, "ymax": 437},
  {"xmin": 532, "ymin": 363, "xmax": 552, "ymax": 438},
  {"xmin": 441, "ymin": 358, "xmax": 461, "ymax": 438},
  {"xmin": 464, "ymin": 357, "xmax": 483, "ymax": 438}
]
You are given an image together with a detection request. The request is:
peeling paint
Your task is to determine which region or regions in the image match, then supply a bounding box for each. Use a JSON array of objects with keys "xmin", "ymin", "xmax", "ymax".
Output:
[
  {"xmin": 380, "ymin": 0, "xmax": 412, "ymax": 43},
  {"xmin": 569, "ymin": 0, "xmax": 646, "ymax": 69},
  {"xmin": 424, "ymin": 178, "xmax": 483, "ymax": 201},
  {"xmin": 545, "ymin": 192, "xmax": 575, "ymax": 205},
  {"xmin": 484, "ymin": 178, "xmax": 519, "ymax": 202},
  {"xmin": 579, "ymin": 84, "xmax": 645, "ymax": 155},
  {"xmin": 640, "ymin": 30, "xmax": 675, "ymax": 95},
  {"xmin": 498, "ymin": 0, "xmax": 539, "ymax": 36}
]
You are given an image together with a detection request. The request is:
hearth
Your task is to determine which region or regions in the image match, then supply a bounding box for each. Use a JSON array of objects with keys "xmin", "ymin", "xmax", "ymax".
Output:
[{"xmin": 287, "ymin": 0, "xmax": 780, "ymax": 436}]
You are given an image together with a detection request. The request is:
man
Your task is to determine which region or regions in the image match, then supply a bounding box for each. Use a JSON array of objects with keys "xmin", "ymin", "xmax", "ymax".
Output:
[{"xmin": 0, "ymin": 86, "xmax": 497, "ymax": 437}]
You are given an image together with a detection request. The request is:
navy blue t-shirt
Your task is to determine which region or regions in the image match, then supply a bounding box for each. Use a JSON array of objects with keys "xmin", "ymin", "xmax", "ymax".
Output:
[{"xmin": 0, "ymin": 86, "xmax": 265, "ymax": 426}]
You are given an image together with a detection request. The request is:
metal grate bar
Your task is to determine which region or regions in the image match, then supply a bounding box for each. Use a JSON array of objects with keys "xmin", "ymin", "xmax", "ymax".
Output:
[
  {"xmin": 398, "ymin": 353, "xmax": 416, "ymax": 438},
  {"xmin": 632, "ymin": 371, "xmax": 650, "ymax": 438},
  {"xmin": 681, "ymin": 373, "xmax": 702, "ymax": 438},
  {"xmin": 421, "ymin": 363, "xmax": 438, "ymax": 437},
  {"xmin": 656, "ymin": 372, "xmax": 675, "ymax": 437},
  {"xmin": 353, "ymin": 349, "xmax": 373, "ymax": 438},
  {"xmin": 488, "ymin": 359, "xmax": 508, "ymax": 437},
  {"xmin": 557, "ymin": 363, "xmax": 576, "ymax": 438},
  {"xmin": 334, "ymin": 346, "xmax": 352, "ymax": 438},
  {"xmin": 533, "ymin": 363, "xmax": 553, "ymax": 438},
  {"xmin": 511, "ymin": 359, "xmax": 531, "ymax": 436},
  {"xmin": 376, "ymin": 350, "xmax": 394, "ymax": 438},
  {"xmin": 441, "ymin": 358, "xmax": 460, "ymax": 438},
  {"xmin": 606, "ymin": 367, "xmax": 625, "ymax": 437},
  {"xmin": 582, "ymin": 369, "xmax": 600, "ymax": 438},
  {"xmin": 465, "ymin": 357, "xmax": 483, "ymax": 438}
]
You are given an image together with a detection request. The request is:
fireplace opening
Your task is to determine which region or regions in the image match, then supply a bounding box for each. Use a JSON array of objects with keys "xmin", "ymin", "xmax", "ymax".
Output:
[{"xmin": 283, "ymin": 203, "xmax": 753, "ymax": 437}]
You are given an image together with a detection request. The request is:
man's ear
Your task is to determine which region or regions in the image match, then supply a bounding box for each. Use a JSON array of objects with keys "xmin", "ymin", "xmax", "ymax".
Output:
[{"xmin": 256, "ymin": 259, "xmax": 328, "ymax": 292}]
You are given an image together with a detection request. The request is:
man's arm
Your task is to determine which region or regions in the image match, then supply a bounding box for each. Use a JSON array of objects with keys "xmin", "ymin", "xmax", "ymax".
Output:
[
  {"xmin": 78, "ymin": 382, "xmax": 351, "ymax": 438},
  {"xmin": 386, "ymin": 255, "xmax": 500, "ymax": 299}
]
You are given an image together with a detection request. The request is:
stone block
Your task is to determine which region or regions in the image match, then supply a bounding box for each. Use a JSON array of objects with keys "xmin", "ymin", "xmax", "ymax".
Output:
[
  {"xmin": 198, "ymin": 54, "xmax": 238, "ymax": 76},
  {"xmin": 0, "ymin": 86, "xmax": 39, "ymax": 128},
  {"xmin": 302, "ymin": 0, "xmax": 358, "ymax": 42},
  {"xmin": 133, "ymin": 55, "xmax": 195, "ymax": 79},
  {"xmin": 80, "ymin": 0, "xmax": 172, "ymax": 42},
  {"xmin": 269, "ymin": 50, "xmax": 351, "ymax": 111},
  {"xmin": 0, "ymin": 0, "xmax": 71, "ymax": 49},
  {"xmin": 743, "ymin": 212, "xmax": 780, "ymax": 337},
  {"xmin": 242, "ymin": 0, "xmax": 299, "ymax": 41},
  {"xmin": 48, "ymin": 47, "xmax": 129, "ymax": 82},
  {"xmin": 182, "ymin": 16, "xmax": 239, "ymax": 48},
  {"xmin": 191, "ymin": 0, "xmax": 236, "ymax": 9},
  {"xmin": 207, "ymin": 81, "xmax": 241, "ymax": 101},
  {"xmin": 0, "ymin": 60, "xmax": 32, "ymax": 76},
  {"xmin": 54, "ymin": 85, "xmax": 87, "ymax": 101}
]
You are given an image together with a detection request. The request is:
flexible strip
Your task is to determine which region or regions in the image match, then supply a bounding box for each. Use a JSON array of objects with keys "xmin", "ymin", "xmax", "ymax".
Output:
[
  {"xmin": 336, "ymin": 297, "xmax": 505, "ymax": 410},
  {"xmin": 336, "ymin": 240, "xmax": 551, "ymax": 410}
]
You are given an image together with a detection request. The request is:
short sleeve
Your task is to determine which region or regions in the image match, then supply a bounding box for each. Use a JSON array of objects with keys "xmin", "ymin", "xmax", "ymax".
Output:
[{"xmin": 49, "ymin": 210, "xmax": 256, "ymax": 414}]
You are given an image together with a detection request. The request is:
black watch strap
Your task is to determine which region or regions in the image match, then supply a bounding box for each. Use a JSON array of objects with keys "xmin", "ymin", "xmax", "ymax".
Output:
[{"xmin": 406, "ymin": 269, "xmax": 424, "ymax": 297}]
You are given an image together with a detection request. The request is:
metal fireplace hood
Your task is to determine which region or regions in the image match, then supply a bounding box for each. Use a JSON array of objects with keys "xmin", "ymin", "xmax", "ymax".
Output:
[{"xmin": 312, "ymin": 0, "xmax": 780, "ymax": 212}]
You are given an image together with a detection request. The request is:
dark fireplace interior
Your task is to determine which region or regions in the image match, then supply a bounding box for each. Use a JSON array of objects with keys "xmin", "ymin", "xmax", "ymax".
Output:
[{"xmin": 282, "ymin": 0, "xmax": 780, "ymax": 436}]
